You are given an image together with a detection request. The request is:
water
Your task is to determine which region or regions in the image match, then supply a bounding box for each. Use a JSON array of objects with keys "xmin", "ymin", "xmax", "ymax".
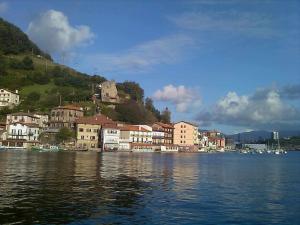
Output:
[{"xmin": 0, "ymin": 151, "xmax": 299, "ymax": 225}]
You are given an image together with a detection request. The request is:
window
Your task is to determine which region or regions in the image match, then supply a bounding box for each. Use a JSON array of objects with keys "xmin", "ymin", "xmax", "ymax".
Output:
[
  {"xmin": 90, "ymin": 136, "xmax": 95, "ymax": 140},
  {"xmin": 86, "ymin": 129, "xmax": 91, "ymax": 132},
  {"xmin": 79, "ymin": 128, "xmax": 84, "ymax": 132},
  {"xmin": 81, "ymin": 136, "xmax": 84, "ymax": 140},
  {"xmin": 93, "ymin": 129, "xmax": 98, "ymax": 133}
]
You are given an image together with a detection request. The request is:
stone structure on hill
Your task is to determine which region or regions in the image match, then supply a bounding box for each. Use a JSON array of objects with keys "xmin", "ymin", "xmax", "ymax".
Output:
[{"xmin": 93, "ymin": 80, "xmax": 119, "ymax": 104}]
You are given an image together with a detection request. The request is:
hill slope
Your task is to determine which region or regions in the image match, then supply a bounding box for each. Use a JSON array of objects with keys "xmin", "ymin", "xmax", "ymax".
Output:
[
  {"xmin": 0, "ymin": 17, "xmax": 164, "ymax": 124},
  {"xmin": 0, "ymin": 18, "xmax": 51, "ymax": 60}
]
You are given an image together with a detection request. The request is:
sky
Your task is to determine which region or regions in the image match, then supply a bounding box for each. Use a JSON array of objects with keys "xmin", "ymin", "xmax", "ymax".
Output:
[{"xmin": 0, "ymin": 0, "xmax": 299, "ymax": 134}]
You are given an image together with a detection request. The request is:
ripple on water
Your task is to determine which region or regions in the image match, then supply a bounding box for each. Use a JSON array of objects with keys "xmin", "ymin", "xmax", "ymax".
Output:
[{"xmin": 0, "ymin": 151, "xmax": 299, "ymax": 225}]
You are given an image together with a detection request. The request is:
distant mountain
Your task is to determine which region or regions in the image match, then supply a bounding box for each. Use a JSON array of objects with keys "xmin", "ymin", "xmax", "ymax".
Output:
[
  {"xmin": 0, "ymin": 18, "xmax": 51, "ymax": 60},
  {"xmin": 228, "ymin": 130, "xmax": 300, "ymax": 143}
]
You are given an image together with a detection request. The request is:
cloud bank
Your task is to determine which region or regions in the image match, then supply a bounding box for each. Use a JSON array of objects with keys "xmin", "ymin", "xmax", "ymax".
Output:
[
  {"xmin": 153, "ymin": 85, "xmax": 201, "ymax": 113},
  {"xmin": 196, "ymin": 84, "xmax": 300, "ymax": 130},
  {"xmin": 169, "ymin": 11, "xmax": 275, "ymax": 38},
  {"xmin": 27, "ymin": 9, "xmax": 95, "ymax": 53},
  {"xmin": 85, "ymin": 34, "xmax": 194, "ymax": 73}
]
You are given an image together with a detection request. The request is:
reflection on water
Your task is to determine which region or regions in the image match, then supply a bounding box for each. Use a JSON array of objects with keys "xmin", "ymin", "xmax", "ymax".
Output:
[{"xmin": 0, "ymin": 151, "xmax": 299, "ymax": 225}]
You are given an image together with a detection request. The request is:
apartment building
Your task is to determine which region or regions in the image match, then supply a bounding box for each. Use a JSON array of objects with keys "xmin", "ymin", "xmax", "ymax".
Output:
[
  {"xmin": 2, "ymin": 122, "xmax": 39, "ymax": 148},
  {"xmin": 75, "ymin": 114, "xmax": 115, "ymax": 150},
  {"xmin": 173, "ymin": 121, "xmax": 199, "ymax": 146},
  {"xmin": 0, "ymin": 89, "xmax": 19, "ymax": 109},
  {"xmin": 50, "ymin": 105, "xmax": 84, "ymax": 130},
  {"xmin": 101, "ymin": 123, "xmax": 120, "ymax": 151},
  {"xmin": 153, "ymin": 122, "xmax": 174, "ymax": 145}
]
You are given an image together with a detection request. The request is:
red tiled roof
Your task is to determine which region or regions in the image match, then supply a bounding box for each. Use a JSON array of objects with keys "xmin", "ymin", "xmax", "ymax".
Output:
[
  {"xmin": 102, "ymin": 123, "xmax": 119, "ymax": 129},
  {"xmin": 75, "ymin": 115, "xmax": 114, "ymax": 125},
  {"xmin": 55, "ymin": 105, "xmax": 83, "ymax": 111},
  {"xmin": 9, "ymin": 112, "xmax": 39, "ymax": 119},
  {"xmin": 154, "ymin": 122, "xmax": 174, "ymax": 129},
  {"xmin": 120, "ymin": 125, "xmax": 149, "ymax": 132}
]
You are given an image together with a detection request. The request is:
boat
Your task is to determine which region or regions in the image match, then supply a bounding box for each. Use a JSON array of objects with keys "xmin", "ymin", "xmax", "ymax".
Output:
[{"xmin": 31, "ymin": 145, "xmax": 63, "ymax": 152}]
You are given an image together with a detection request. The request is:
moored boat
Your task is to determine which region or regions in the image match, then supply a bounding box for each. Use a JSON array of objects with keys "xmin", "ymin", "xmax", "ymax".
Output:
[{"xmin": 31, "ymin": 145, "xmax": 63, "ymax": 152}]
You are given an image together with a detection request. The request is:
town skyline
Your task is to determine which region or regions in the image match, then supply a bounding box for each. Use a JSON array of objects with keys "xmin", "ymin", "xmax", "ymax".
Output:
[{"xmin": 1, "ymin": 0, "xmax": 299, "ymax": 134}]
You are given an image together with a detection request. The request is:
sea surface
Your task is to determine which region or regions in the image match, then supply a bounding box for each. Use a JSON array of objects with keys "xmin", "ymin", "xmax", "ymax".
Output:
[{"xmin": 0, "ymin": 151, "xmax": 299, "ymax": 225}]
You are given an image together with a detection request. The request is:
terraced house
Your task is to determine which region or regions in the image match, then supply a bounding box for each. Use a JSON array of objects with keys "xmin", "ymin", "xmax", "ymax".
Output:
[{"xmin": 75, "ymin": 114, "xmax": 115, "ymax": 150}]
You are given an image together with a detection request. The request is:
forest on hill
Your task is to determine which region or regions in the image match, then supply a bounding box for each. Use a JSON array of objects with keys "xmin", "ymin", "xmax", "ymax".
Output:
[{"xmin": 0, "ymin": 17, "xmax": 170, "ymax": 124}]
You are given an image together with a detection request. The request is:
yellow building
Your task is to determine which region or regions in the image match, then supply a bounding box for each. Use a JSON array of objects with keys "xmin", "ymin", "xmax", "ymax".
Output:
[
  {"xmin": 173, "ymin": 121, "xmax": 199, "ymax": 146},
  {"xmin": 75, "ymin": 115, "xmax": 115, "ymax": 150}
]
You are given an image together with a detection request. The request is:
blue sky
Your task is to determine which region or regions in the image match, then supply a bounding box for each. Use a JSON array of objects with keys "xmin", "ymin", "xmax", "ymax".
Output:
[{"xmin": 1, "ymin": 0, "xmax": 300, "ymax": 134}]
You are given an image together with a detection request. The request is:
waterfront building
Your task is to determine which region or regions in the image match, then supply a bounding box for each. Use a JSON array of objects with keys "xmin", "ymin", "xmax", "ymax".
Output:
[
  {"xmin": 2, "ymin": 122, "xmax": 39, "ymax": 148},
  {"xmin": 75, "ymin": 114, "xmax": 115, "ymax": 150},
  {"xmin": 120, "ymin": 125, "xmax": 152, "ymax": 145},
  {"xmin": 0, "ymin": 89, "xmax": 19, "ymax": 109},
  {"xmin": 199, "ymin": 130, "xmax": 225, "ymax": 150},
  {"xmin": 50, "ymin": 105, "xmax": 84, "ymax": 130},
  {"xmin": 173, "ymin": 121, "xmax": 199, "ymax": 147},
  {"xmin": 152, "ymin": 124, "xmax": 165, "ymax": 145},
  {"xmin": 152, "ymin": 122, "xmax": 174, "ymax": 145},
  {"xmin": 101, "ymin": 124, "xmax": 120, "ymax": 151}
]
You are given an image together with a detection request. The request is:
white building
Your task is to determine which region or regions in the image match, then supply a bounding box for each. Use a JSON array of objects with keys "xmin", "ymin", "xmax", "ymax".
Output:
[
  {"xmin": 120, "ymin": 125, "xmax": 153, "ymax": 144},
  {"xmin": 0, "ymin": 89, "xmax": 20, "ymax": 109},
  {"xmin": 6, "ymin": 113, "xmax": 40, "ymax": 126},
  {"xmin": 272, "ymin": 131, "xmax": 279, "ymax": 140},
  {"xmin": 7, "ymin": 123, "xmax": 39, "ymax": 141},
  {"xmin": 101, "ymin": 124, "xmax": 120, "ymax": 151},
  {"xmin": 2, "ymin": 122, "xmax": 40, "ymax": 148}
]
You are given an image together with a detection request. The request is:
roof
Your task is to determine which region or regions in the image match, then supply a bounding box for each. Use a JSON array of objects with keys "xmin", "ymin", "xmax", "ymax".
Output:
[
  {"xmin": 9, "ymin": 122, "xmax": 39, "ymax": 128},
  {"xmin": 75, "ymin": 114, "xmax": 114, "ymax": 125},
  {"xmin": 9, "ymin": 112, "xmax": 39, "ymax": 119},
  {"xmin": 54, "ymin": 105, "xmax": 83, "ymax": 111},
  {"xmin": 0, "ymin": 88, "xmax": 19, "ymax": 95},
  {"xmin": 174, "ymin": 121, "xmax": 198, "ymax": 127},
  {"xmin": 154, "ymin": 122, "xmax": 174, "ymax": 129},
  {"xmin": 102, "ymin": 123, "xmax": 120, "ymax": 129},
  {"xmin": 120, "ymin": 125, "xmax": 149, "ymax": 132},
  {"xmin": 131, "ymin": 143, "xmax": 154, "ymax": 147}
]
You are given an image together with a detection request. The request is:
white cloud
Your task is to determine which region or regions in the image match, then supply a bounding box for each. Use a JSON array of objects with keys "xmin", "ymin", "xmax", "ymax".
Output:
[
  {"xmin": 153, "ymin": 85, "xmax": 201, "ymax": 113},
  {"xmin": 196, "ymin": 86, "xmax": 300, "ymax": 130},
  {"xmin": 85, "ymin": 34, "xmax": 194, "ymax": 73},
  {"xmin": 0, "ymin": 2, "xmax": 8, "ymax": 14},
  {"xmin": 169, "ymin": 11, "xmax": 275, "ymax": 38},
  {"xmin": 27, "ymin": 9, "xmax": 95, "ymax": 53}
]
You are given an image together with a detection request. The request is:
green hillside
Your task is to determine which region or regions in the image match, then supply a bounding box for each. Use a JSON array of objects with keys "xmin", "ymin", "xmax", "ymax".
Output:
[{"xmin": 0, "ymin": 17, "xmax": 168, "ymax": 124}]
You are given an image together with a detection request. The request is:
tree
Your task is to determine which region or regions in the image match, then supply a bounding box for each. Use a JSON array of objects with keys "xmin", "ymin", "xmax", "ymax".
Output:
[
  {"xmin": 117, "ymin": 81, "xmax": 144, "ymax": 102},
  {"xmin": 0, "ymin": 55, "xmax": 7, "ymax": 75},
  {"xmin": 161, "ymin": 107, "xmax": 171, "ymax": 123},
  {"xmin": 55, "ymin": 127, "xmax": 75, "ymax": 143},
  {"xmin": 22, "ymin": 56, "xmax": 34, "ymax": 70},
  {"xmin": 145, "ymin": 97, "xmax": 161, "ymax": 121},
  {"xmin": 115, "ymin": 100, "xmax": 146, "ymax": 124},
  {"xmin": 27, "ymin": 91, "xmax": 41, "ymax": 102}
]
